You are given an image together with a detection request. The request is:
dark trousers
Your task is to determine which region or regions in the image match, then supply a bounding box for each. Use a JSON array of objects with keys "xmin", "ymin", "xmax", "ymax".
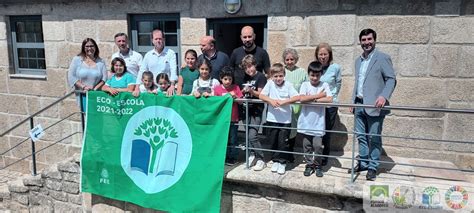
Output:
[
  {"xmin": 267, "ymin": 122, "xmax": 291, "ymax": 164},
  {"xmin": 322, "ymin": 107, "xmax": 338, "ymax": 160}
]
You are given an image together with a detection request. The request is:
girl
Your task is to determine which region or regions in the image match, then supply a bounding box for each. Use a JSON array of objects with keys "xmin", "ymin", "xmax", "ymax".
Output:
[
  {"xmin": 214, "ymin": 67, "xmax": 243, "ymax": 165},
  {"xmin": 192, "ymin": 58, "xmax": 220, "ymax": 98},
  {"xmin": 138, "ymin": 71, "xmax": 157, "ymax": 94},
  {"xmin": 102, "ymin": 57, "xmax": 136, "ymax": 96},
  {"xmin": 177, "ymin": 49, "xmax": 199, "ymax": 95},
  {"xmin": 156, "ymin": 73, "xmax": 173, "ymax": 95}
]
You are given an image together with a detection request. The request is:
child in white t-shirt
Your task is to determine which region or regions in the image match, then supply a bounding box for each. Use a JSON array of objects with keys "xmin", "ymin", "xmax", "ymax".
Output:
[
  {"xmin": 259, "ymin": 63, "xmax": 300, "ymax": 175},
  {"xmin": 297, "ymin": 61, "xmax": 333, "ymax": 178}
]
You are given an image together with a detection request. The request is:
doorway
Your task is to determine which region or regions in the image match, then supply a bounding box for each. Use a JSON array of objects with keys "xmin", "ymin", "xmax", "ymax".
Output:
[{"xmin": 207, "ymin": 16, "xmax": 267, "ymax": 57}]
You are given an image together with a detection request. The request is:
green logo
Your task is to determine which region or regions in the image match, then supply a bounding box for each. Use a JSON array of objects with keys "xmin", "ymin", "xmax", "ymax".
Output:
[{"xmin": 370, "ymin": 185, "xmax": 389, "ymax": 208}]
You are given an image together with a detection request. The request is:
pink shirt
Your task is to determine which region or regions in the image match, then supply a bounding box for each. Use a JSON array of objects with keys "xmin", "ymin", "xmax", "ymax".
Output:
[{"xmin": 214, "ymin": 84, "xmax": 243, "ymax": 122}]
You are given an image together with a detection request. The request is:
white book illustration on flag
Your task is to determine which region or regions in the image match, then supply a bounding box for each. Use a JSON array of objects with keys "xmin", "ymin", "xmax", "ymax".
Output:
[{"xmin": 155, "ymin": 141, "xmax": 178, "ymax": 176}]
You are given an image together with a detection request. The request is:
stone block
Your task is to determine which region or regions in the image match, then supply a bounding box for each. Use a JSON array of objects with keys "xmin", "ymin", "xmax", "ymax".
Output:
[
  {"xmin": 29, "ymin": 192, "xmax": 52, "ymax": 206},
  {"xmin": 0, "ymin": 21, "xmax": 6, "ymax": 40},
  {"xmin": 429, "ymin": 45, "xmax": 458, "ymax": 77},
  {"xmin": 356, "ymin": 16, "xmax": 430, "ymax": 44},
  {"xmin": 42, "ymin": 166, "xmax": 62, "ymax": 180},
  {"xmin": 49, "ymin": 190, "xmax": 68, "ymax": 202},
  {"xmin": 446, "ymin": 79, "xmax": 474, "ymax": 102},
  {"xmin": 0, "ymin": 136, "xmax": 11, "ymax": 157},
  {"xmin": 26, "ymin": 96, "xmax": 40, "ymax": 116},
  {"xmin": 97, "ymin": 20, "xmax": 127, "ymax": 42},
  {"xmin": 404, "ymin": 1, "xmax": 433, "ymax": 15},
  {"xmin": 180, "ymin": 18, "xmax": 206, "ymax": 45},
  {"xmin": 267, "ymin": 32, "xmax": 287, "ymax": 64},
  {"xmin": 7, "ymin": 70, "xmax": 68, "ymax": 97},
  {"xmin": 67, "ymin": 146, "xmax": 82, "ymax": 159},
  {"xmin": 11, "ymin": 192, "xmax": 29, "ymax": 205},
  {"xmin": 390, "ymin": 78, "xmax": 447, "ymax": 117},
  {"xmin": 29, "ymin": 205, "xmax": 54, "ymax": 213},
  {"xmin": 36, "ymin": 117, "xmax": 72, "ymax": 142},
  {"xmin": 294, "ymin": 48, "xmax": 318, "ymax": 75},
  {"xmin": 0, "ymin": 67, "xmax": 8, "ymax": 93},
  {"xmin": 58, "ymin": 43, "xmax": 82, "ymax": 69},
  {"xmin": 357, "ymin": 2, "xmax": 403, "ymax": 15},
  {"xmin": 8, "ymin": 115, "xmax": 29, "ymax": 138},
  {"xmin": 8, "ymin": 179, "xmax": 29, "ymax": 193},
  {"xmin": 53, "ymin": 200, "xmax": 82, "ymax": 213},
  {"xmin": 43, "ymin": 143, "xmax": 69, "ymax": 164},
  {"xmin": 435, "ymin": 0, "xmax": 462, "ymax": 15},
  {"xmin": 398, "ymin": 45, "xmax": 429, "ymax": 77},
  {"xmin": 9, "ymin": 136, "xmax": 46, "ymax": 162},
  {"xmin": 272, "ymin": 201, "xmax": 329, "ymax": 212},
  {"xmin": 231, "ymin": 195, "xmax": 270, "ymax": 212},
  {"xmin": 0, "ymin": 41, "xmax": 9, "ymax": 66},
  {"xmin": 332, "ymin": 46, "xmax": 355, "ymax": 77},
  {"xmin": 45, "ymin": 179, "xmax": 62, "ymax": 191},
  {"xmin": 71, "ymin": 19, "xmax": 97, "ymax": 43},
  {"xmin": 3, "ymin": 156, "xmax": 31, "ymax": 174},
  {"xmin": 58, "ymin": 98, "xmax": 81, "ymax": 121},
  {"xmin": 6, "ymin": 201, "xmax": 29, "ymax": 212},
  {"xmin": 2, "ymin": 95, "xmax": 28, "ymax": 115},
  {"xmin": 44, "ymin": 42, "xmax": 59, "ymax": 68},
  {"xmin": 458, "ymin": 46, "xmax": 474, "ymax": 77},
  {"xmin": 455, "ymin": 153, "xmax": 474, "ymax": 170},
  {"xmin": 43, "ymin": 21, "xmax": 66, "ymax": 41},
  {"xmin": 23, "ymin": 175, "xmax": 43, "ymax": 187},
  {"xmin": 433, "ymin": 17, "xmax": 474, "ymax": 44},
  {"xmin": 375, "ymin": 44, "xmax": 400, "ymax": 75},
  {"xmin": 337, "ymin": 76, "xmax": 354, "ymax": 105},
  {"xmin": 443, "ymin": 102, "xmax": 474, "ymax": 144},
  {"xmin": 340, "ymin": 0, "xmax": 356, "ymax": 11},
  {"xmin": 39, "ymin": 97, "xmax": 60, "ymax": 118},
  {"xmin": 57, "ymin": 161, "xmax": 80, "ymax": 173},
  {"xmin": 68, "ymin": 193, "xmax": 82, "ymax": 205},
  {"xmin": 289, "ymin": 0, "xmax": 337, "ymax": 12},
  {"xmin": 97, "ymin": 43, "xmax": 115, "ymax": 67},
  {"xmin": 288, "ymin": 16, "xmax": 307, "ymax": 47},
  {"xmin": 62, "ymin": 172, "xmax": 79, "ymax": 183},
  {"xmin": 309, "ymin": 15, "xmax": 356, "ymax": 46},
  {"xmin": 268, "ymin": 16, "xmax": 288, "ymax": 31},
  {"xmin": 62, "ymin": 181, "xmax": 79, "ymax": 194}
]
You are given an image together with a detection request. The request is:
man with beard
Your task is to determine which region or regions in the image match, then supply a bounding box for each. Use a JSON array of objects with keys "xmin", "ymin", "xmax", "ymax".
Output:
[
  {"xmin": 348, "ymin": 28, "xmax": 396, "ymax": 181},
  {"xmin": 111, "ymin": 33, "xmax": 143, "ymax": 77},
  {"xmin": 229, "ymin": 26, "xmax": 271, "ymax": 87},
  {"xmin": 198, "ymin": 36, "xmax": 229, "ymax": 80},
  {"xmin": 133, "ymin": 29, "xmax": 177, "ymax": 96}
]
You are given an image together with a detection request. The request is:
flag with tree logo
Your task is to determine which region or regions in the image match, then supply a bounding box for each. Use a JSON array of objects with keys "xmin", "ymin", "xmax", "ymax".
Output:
[{"xmin": 81, "ymin": 92, "xmax": 232, "ymax": 212}]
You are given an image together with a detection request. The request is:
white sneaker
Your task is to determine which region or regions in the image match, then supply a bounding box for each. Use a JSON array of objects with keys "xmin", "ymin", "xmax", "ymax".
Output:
[
  {"xmin": 277, "ymin": 163, "xmax": 286, "ymax": 175},
  {"xmin": 271, "ymin": 162, "xmax": 280, "ymax": 173},
  {"xmin": 253, "ymin": 160, "xmax": 266, "ymax": 171},
  {"xmin": 248, "ymin": 154, "xmax": 256, "ymax": 167}
]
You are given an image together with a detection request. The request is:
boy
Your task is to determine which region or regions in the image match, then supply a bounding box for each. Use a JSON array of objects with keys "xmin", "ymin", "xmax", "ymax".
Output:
[
  {"xmin": 297, "ymin": 61, "xmax": 333, "ymax": 177},
  {"xmin": 259, "ymin": 63, "xmax": 300, "ymax": 175},
  {"xmin": 241, "ymin": 55, "xmax": 267, "ymax": 171}
]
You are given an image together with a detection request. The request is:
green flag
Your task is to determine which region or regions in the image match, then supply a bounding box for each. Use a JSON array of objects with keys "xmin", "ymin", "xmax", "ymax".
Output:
[{"xmin": 81, "ymin": 92, "xmax": 232, "ymax": 212}]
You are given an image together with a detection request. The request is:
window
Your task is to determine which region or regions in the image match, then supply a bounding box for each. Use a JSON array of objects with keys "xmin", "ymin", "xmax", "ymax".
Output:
[
  {"xmin": 129, "ymin": 14, "xmax": 180, "ymax": 67},
  {"xmin": 10, "ymin": 15, "xmax": 46, "ymax": 76}
]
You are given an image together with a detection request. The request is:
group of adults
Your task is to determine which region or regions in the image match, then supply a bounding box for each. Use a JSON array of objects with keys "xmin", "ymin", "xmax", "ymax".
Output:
[{"xmin": 67, "ymin": 25, "xmax": 396, "ymax": 181}]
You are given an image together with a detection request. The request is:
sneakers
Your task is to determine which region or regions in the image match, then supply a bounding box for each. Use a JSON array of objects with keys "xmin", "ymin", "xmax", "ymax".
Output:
[
  {"xmin": 366, "ymin": 169, "xmax": 377, "ymax": 181},
  {"xmin": 225, "ymin": 158, "xmax": 236, "ymax": 166},
  {"xmin": 253, "ymin": 160, "xmax": 266, "ymax": 171},
  {"xmin": 248, "ymin": 154, "xmax": 256, "ymax": 167},
  {"xmin": 303, "ymin": 166, "xmax": 314, "ymax": 176},
  {"xmin": 315, "ymin": 167, "xmax": 324, "ymax": 177},
  {"xmin": 271, "ymin": 162, "xmax": 280, "ymax": 173},
  {"xmin": 277, "ymin": 163, "xmax": 286, "ymax": 175}
]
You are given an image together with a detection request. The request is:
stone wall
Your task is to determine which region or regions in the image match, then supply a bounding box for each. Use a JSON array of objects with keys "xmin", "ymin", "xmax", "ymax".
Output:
[{"xmin": 0, "ymin": 0, "xmax": 473, "ymax": 175}]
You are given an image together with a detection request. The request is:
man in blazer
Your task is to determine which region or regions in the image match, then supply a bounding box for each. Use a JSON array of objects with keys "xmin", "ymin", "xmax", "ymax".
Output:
[{"xmin": 349, "ymin": 28, "xmax": 397, "ymax": 181}]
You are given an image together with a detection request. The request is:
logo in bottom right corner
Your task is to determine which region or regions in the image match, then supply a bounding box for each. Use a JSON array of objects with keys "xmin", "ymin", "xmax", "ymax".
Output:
[{"xmin": 445, "ymin": 185, "xmax": 469, "ymax": 210}]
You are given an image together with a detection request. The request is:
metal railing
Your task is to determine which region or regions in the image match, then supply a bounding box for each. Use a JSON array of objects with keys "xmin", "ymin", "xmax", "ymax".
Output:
[
  {"xmin": 236, "ymin": 98, "xmax": 474, "ymax": 182},
  {"xmin": 0, "ymin": 90, "xmax": 84, "ymax": 175}
]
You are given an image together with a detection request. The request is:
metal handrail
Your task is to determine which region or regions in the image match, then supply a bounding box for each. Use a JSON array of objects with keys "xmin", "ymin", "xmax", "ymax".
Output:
[{"xmin": 0, "ymin": 90, "xmax": 77, "ymax": 137}]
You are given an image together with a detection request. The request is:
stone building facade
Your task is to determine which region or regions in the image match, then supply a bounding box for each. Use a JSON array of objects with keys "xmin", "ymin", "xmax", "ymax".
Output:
[{"xmin": 0, "ymin": 0, "xmax": 473, "ymax": 174}]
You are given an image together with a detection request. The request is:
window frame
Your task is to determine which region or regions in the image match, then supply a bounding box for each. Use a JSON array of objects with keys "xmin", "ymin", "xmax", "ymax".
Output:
[{"xmin": 9, "ymin": 15, "xmax": 46, "ymax": 76}]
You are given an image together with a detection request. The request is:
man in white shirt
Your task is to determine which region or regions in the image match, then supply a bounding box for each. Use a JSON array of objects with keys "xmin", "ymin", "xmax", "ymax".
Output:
[
  {"xmin": 133, "ymin": 29, "xmax": 177, "ymax": 96},
  {"xmin": 111, "ymin": 33, "xmax": 143, "ymax": 77}
]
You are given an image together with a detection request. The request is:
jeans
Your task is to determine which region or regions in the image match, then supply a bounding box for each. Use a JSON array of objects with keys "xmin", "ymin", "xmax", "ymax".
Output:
[
  {"xmin": 226, "ymin": 122, "xmax": 238, "ymax": 160},
  {"xmin": 322, "ymin": 107, "xmax": 338, "ymax": 159},
  {"xmin": 354, "ymin": 106, "xmax": 385, "ymax": 170},
  {"xmin": 247, "ymin": 115, "xmax": 264, "ymax": 160},
  {"xmin": 267, "ymin": 122, "xmax": 291, "ymax": 164}
]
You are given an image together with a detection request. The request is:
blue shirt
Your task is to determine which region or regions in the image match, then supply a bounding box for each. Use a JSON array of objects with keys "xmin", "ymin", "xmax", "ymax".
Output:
[
  {"xmin": 106, "ymin": 72, "xmax": 136, "ymax": 88},
  {"xmin": 357, "ymin": 49, "xmax": 376, "ymax": 98},
  {"xmin": 137, "ymin": 47, "xmax": 177, "ymax": 84},
  {"xmin": 320, "ymin": 63, "xmax": 342, "ymax": 103}
]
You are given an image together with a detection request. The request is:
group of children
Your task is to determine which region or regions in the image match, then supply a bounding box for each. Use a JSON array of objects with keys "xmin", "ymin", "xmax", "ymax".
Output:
[{"xmin": 104, "ymin": 50, "xmax": 333, "ymax": 178}]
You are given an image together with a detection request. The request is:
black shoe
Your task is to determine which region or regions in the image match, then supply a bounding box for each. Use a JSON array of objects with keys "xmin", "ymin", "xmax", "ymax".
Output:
[
  {"xmin": 225, "ymin": 158, "xmax": 236, "ymax": 166},
  {"xmin": 366, "ymin": 169, "xmax": 377, "ymax": 181},
  {"xmin": 347, "ymin": 164, "xmax": 368, "ymax": 174},
  {"xmin": 315, "ymin": 167, "xmax": 324, "ymax": 177},
  {"xmin": 321, "ymin": 158, "xmax": 328, "ymax": 166},
  {"xmin": 303, "ymin": 166, "xmax": 314, "ymax": 176}
]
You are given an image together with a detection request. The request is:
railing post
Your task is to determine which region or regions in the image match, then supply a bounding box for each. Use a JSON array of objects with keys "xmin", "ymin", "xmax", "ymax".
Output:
[
  {"xmin": 79, "ymin": 92, "xmax": 85, "ymax": 131},
  {"xmin": 245, "ymin": 100, "xmax": 250, "ymax": 169},
  {"xmin": 350, "ymin": 107, "xmax": 357, "ymax": 183},
  {"xmin": 29, "ymin": 118, "xmax": 37, "ymax": 176}
]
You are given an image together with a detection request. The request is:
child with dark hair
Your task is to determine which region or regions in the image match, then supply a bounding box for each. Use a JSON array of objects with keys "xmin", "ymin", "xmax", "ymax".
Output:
[
  {"xmin": 214, "ymin": 66, "xmax": 243, "ymax": 165},
  {"xmin": 192, "ymin": 58, "xmax": 220, "ymax": 98},
  {"xmin": 297, "ymin": 61, "xmax": 333, "ymax": 177},
  {"xmin": 102, "ymin": 57, "xmax": 136, "ymax": 96},
  {"xmin": 177, "ymin": 49, "xmax": 199, "ymax": 95},
  {"xmin": 156, "ymin": 73, "xmax": 173, "ymax": 95}
]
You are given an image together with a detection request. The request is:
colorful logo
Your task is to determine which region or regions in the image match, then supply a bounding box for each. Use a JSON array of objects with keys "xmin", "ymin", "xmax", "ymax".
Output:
[
  {"xmin": 120, "ymin": 106, "xmax": 192, "ymax": 194},
  {"xmin": 392, "ymin": 186, "xmax": 415, "ymax": 209},
  {"xmin": 370, "ymin": 185, "xmax": 389, "ymax": 208},
  {"xmin": 420, "ymin": 186, "xmax": 442, "ymax": 209},
  {"xmin": 445, "ymin": 185, "xmax": 468, "ymax": 210}
]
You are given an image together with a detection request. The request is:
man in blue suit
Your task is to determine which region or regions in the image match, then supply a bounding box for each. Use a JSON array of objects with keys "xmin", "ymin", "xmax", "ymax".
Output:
[{"xmin": 349, "ymin": 28, "xmax": 397, "ymax": 181}]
